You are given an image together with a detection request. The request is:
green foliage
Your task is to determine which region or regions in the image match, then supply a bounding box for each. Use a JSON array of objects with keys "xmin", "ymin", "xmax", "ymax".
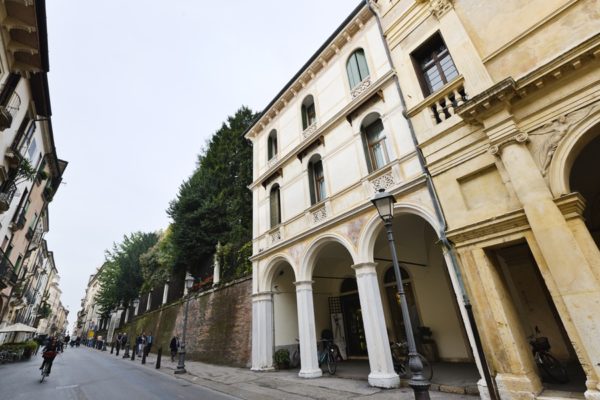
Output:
[
  {"xmin": 37, "ymin": 302, "xmax": 51, "ymax": 319},
  {"xmin": 216, "ymin": 240, "xmax": 252, "ymax": 282},
  {"xmin": 14, "ymin": 158, "xmax": 37, "ymax": 185},
  {"xmin": 273, "ymin": 348, "xmax": 290, "ymax": 369},
  {"xmin": 168, "ymin": 106, "xmax": 257, "ymax": 279},
  {"xmin": 95, "ymin": 231, "xmax": 159, "ymax": 315},
  {"xmin": 140, "ymin": 227, "xmax": 176, "ymax": 292}
]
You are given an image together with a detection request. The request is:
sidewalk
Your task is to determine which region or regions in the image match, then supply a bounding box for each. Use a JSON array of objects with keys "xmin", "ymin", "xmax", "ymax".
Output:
[{"xmin": 100, "ymin": 348, "xmax": 477, "ymax": 399}]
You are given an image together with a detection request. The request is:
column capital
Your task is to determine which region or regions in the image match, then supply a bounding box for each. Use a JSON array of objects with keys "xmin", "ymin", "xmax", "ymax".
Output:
[
  {"xmin": 252, "ymin": 291, "xmax": 273, "ymax": 302},
  {"xmin": 352, "ymin": 262, "xmax": 378, "ymax": 276},
  {"xmin": 488, "ymin": 132, "xmax": 529, "ymax": 156},
  {"xmin": 294, "ymin": 280, "xmax": 314, "ymax": 290}
]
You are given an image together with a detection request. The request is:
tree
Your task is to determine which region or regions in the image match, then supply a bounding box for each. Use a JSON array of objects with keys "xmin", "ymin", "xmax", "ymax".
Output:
[
  {"xmin": 95, "ymin": 231, "xmax": 159, "ymax": 315},
  {"xmin": 139, "ymin": 227, "xmax": 176, "ymax": 292},
  {"xmin": 168, "ymin": 106, "xmax": 257, "ymax": 279}
]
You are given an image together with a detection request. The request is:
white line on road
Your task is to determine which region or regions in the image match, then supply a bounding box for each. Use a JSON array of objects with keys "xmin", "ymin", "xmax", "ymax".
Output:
[{"xmin": 56, "ymin": 384, "xmax": 79, "ymax": 389}]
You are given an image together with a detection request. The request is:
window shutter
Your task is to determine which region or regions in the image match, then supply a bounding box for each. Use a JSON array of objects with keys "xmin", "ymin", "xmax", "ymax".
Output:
[
  {"xmin": 347, "ymin": 55, "xmax": 360, "ymax": 88},
  {"xmin": 357, "ymin": 50, "xmax": 369, "ymax": 81},
  {"xmin": 308, "ymin": 163, "xmax": 316, "ymax": 205}
]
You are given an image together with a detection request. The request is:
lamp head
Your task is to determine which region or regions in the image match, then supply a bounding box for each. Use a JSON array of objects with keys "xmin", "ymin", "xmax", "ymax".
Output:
[
  {"xmin": 185, "ymin": 273, "xmax": 194, "ymax": 290},
  {"xmin": 371, "ymin": 188, "xmax": 395, "ymax": 222}
]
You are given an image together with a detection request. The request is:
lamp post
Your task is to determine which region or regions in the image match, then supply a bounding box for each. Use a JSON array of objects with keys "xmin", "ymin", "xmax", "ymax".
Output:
[
  {"xmin": 371, "ymin": 188, "xmax": 430, "ymax": 400},
  {"xmin": 175, "ymin": 272, "xmax": 195, "ymax": 374}
]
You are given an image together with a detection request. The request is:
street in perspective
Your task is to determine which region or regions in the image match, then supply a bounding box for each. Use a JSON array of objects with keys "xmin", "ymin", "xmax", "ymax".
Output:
[{"xmin": 1, "ymin": 1, "xmax": 599, "ymax": 400}]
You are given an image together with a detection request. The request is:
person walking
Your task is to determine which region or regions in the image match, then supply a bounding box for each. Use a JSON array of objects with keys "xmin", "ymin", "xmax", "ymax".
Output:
[
  {"xmin": 169, "ymin": 335, "xmax": 180, "ymax": 362},
  {"xmin": 145, "ymin": 332, "xmax": 153, "ymax": 356},
  {"xmin": 116, "ymin": 332, "xmax": 122, "ymax": 354}
]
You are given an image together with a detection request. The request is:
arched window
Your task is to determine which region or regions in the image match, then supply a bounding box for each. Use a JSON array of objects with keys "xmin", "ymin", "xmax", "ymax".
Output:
[
  {"xmin": 308, "ymin": 155, "xmax": 326, "ymax": 205},
  {"xmin": 346, "ymin": 49, "xmax": 370, "ymax": 89},
  {"xmin": 301, "ymin": 95, "xmax": 316, "ymax": 130},
  {"xmin": 267, "ymin": 130, "xmax": 278, "ymax": 161},
  {"xmin": 361, "ymin": 115, "xmax": 390, "ymax": 172},
  {"xmin": 269, "ymin": 184, "xmax": 281, "ymax": 228}
]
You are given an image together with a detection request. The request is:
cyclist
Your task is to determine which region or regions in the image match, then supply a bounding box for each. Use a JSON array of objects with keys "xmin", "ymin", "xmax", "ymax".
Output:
[{"xmin": 40, "ymin": 337, "xmax": 59, "ymax": 376}]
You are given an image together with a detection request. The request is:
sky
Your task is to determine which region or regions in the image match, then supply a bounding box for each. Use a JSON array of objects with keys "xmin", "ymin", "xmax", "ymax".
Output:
[{"xmin": 43, "ymin": 1, "xmax": 361, "ymax": 330}]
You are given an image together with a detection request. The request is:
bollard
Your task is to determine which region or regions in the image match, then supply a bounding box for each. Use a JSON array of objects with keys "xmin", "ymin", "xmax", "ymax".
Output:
[
  {"xmin": 111, "ymin": 342, "xmax": 114, "ymax": 354},
  {"xmin": 123, "ymin": 345, "xmax": 130, "ymax": 358},
  {"xmin": 131, "ymin": 345, "xmax": 135, "ymax": 361},
  {"xmin": 141, "ymin": 349, "xmax": 146, "ymax": 364},
  {"xmin": 156, "ymin": 347, "xmax": 162, "ymax": 369}
]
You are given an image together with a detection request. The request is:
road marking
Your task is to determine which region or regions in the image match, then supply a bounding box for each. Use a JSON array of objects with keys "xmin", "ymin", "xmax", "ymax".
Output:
[{"xmin": 56, "ymin": 384, "xmax": 79, "ymax": 390}]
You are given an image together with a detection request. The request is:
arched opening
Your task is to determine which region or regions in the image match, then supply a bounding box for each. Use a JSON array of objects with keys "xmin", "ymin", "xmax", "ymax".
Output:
[
  {"xmin": 308, "ymin": 154, "xmax": 326, "ymax": 205},
  {"xmin": 269, "ymin": 184, "xmax": 281, "ymax": 228},
  {"xmin": 346, "ymin": 49, "xmax": 369, "ymax": 89},
  {"xmin": 271, "ymin": 261, "xmax": 299, "ymax": 364},
  {"xmin": 267, "ymin": 130, "xmax": 278, "ymax": 161},
  {"xmin": 569, "ymin": 127, "xmax": 600, "ymax": 250},
  {"xmin": 361, "ymin": 113, "xmax": 390, "ymax": 173},
  {"xmin": 373, "ymin": 213, "xmax": 478, "ymax": 388},
  {"xmin": 301, "ymin": 95, "xmax": 316, "ymax": 130}
]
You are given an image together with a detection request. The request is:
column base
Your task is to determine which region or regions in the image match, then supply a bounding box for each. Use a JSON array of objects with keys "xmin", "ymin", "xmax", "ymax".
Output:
[
  {"xmin": 585, "ymin": 389, "xmax": 600, "ymax": 400},
  {"xmin": 368, "ymin": 372, "xmax": 400, "ymax": 388},
  {"xmin": 251, "ymin": 366, "xmax": 275, "ymax": 372},
  {"xmin": 299, "ymin": 368, "xmax": 322, "ymax": 378},
  {"xmin": 495, "ymin": 372, "xmax": 540, "ymax": 400},
  {"xmin": 477, "ymin": 378, "xmax": 491, "ymax": 400}
]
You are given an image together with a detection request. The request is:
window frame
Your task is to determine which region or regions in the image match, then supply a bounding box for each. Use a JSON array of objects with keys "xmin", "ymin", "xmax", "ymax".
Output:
[
  {"xmin": 411, "ymin": 32, "xmax": 458, "ymax": 97},
  {"xmin": 308, "ymin": 155, "xmax": 326, "ymax": 205},
  {"xmin": 269, "ymin": 184, "xmax": 281, "ymax": 228},
  {"xmin": 267, "ymin": 130, "xmax": 278, "ymax": 161},
  {"xmin": 346, "ymin": 49, "xmax": 370, "ymax": 89},
  {"xmin": 361, "ymin": 118, "xmax": 390, "ymax": 173},
  {"xmin": 301, "ymin": 95, "xmax": 317, "ymax": 130}
]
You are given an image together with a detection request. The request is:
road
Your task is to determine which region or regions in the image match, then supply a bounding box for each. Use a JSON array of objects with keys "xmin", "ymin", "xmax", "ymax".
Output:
[{"xmin": 0, "ymin": 346, "xmax": 240, "ymax": 400}]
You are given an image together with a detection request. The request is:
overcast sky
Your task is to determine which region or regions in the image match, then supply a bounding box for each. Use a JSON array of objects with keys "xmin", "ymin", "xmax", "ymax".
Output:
[{"xmin": 44, "ymin": 1, "xmax": 360, "ymax": 330}]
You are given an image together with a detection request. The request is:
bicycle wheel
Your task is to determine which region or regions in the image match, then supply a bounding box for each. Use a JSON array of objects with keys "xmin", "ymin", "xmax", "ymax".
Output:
[
  {"xmin": 539, "ymin": 353, "xmax": 568, "ymax": 383},
  {"xmin": 326, "ymin": 351, "xmax": 337, "ymax": 375},
  {"xmin": 291, "ymin": 349, "xmax": 300, "ymax": 368},
  {"xmin": 40, "ymin": 367, "xmax": 46, "ymax": 383},
  {"xmin": 419, "ymin": 354, "xmax": 433, "ymax": 381}
]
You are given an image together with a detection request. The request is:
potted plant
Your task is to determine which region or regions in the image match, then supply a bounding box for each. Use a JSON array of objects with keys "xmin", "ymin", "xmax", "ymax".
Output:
[{"xmin": 273, "ymin": 348, "xmax": 290, "ymax": 370}]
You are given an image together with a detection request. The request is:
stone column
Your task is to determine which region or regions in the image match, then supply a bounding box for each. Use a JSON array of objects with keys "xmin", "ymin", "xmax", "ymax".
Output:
[
  {"xmin": 491, "ymin": 128, "xmax": 600, "ymax": 398},
  {"xmin": 294, "ymin": 280, "xmax": 321, "ymax": 378},
  {"xmin": 468, "ymin": 248, "xmax": 541, "ymax": 399},
  {"xmin": 352, "ymin": 262, "xmax": 399, "ymax": 388},
  {"xmin": 162, "ymin": 281, "xmax": 169, "ymax": 305},
  {"xmin": 251, "ymin": 292, "xmax": 274, "ymax": 371}
]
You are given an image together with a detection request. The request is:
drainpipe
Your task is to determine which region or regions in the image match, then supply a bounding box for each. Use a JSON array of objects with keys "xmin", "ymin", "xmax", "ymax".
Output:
[{"xmin": 365, "ymin": 2, "xmax": 499, "ymax": 399}]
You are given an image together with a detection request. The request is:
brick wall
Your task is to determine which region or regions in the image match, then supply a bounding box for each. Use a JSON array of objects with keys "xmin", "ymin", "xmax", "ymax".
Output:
[{"xmin": 120, "ymin": 276, "xmax": 252, "ymax": 367}]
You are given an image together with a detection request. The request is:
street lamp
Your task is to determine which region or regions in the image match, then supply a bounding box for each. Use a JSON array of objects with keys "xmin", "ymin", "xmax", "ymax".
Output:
[
  {"xmin": 371, "ymin": 188, "xmax": 431, "ymax": 400},
  {"xmin": 175, "ymin": 272, "xmax": 195, "ymax": 374}
]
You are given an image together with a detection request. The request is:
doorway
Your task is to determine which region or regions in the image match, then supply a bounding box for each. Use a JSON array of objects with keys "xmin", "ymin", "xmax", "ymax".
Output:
[{"xmin": 339, "ymin": 278, "xmax": 367, "ymax": 357}]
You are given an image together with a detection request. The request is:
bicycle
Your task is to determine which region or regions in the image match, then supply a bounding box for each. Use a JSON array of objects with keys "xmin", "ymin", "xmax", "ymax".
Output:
[
  {"xmin": 390, "ymin": 341, "xmax": 433, "ymax": 381},
  {"xmin": 318, "ymin": 339, "xmax": 337, "ymax": 375},
  {"xmin": 528, "ymin": 327, "xmax": 568, "ymax": 384},
  {"xmin": 40, "ymin": 361, "xmax": 51, "ymax": 383}
]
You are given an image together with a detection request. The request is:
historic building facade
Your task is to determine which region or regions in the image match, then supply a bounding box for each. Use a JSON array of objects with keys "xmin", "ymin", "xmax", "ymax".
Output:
[
  {"xmin": 372, "ymin": 0, "xmax": 600, "ymax": 399},
  {"xmin": 247, "ymin": 2, "xmax": 486, "ymax": 392}
]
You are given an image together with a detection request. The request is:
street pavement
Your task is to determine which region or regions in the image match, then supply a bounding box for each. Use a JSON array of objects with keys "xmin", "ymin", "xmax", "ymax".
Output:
[
  {"xmin": 0, "ymin": 346, "xmax": 239, "ymax": 400},
  {"xmin": 0, "ymin": 346, "xmax": 477, "ymax": 399}
]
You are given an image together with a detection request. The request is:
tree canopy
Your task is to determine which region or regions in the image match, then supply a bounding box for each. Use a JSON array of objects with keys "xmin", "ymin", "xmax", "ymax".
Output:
[{"xmin": 168, "ymin": 106, "xmax": 257, "ymax": 280}]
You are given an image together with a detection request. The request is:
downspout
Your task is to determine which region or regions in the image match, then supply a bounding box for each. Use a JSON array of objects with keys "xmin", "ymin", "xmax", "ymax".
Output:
[{"xmin": 365, "ymin": 2, "xmax": 499, "ymax": 399}]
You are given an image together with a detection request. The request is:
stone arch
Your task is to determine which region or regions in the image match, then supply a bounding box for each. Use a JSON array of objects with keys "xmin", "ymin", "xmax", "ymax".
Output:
[
  {"xmin": 259, "ymin": 253, "xmax": 297, "ymax": 292},
  {"xmin": 357, "ymin": 202, "xmax": 441, "ymax": 263},
  {"xmin": 547, "ymin": 104, "xmax": 600, "ymax": 196},
  {"xmin": 298, "ymin": 233, "xmax": 358, "ymax": 281}
]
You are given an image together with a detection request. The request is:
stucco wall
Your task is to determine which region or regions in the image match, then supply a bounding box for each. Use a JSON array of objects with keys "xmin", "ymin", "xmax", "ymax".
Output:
[{"xmin": 120, "ymin": 277, "xmax": 252, "ymax": 368}]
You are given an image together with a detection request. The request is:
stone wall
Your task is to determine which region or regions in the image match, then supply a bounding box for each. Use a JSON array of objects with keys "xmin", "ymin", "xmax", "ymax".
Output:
[{"xmin": 119, "ymin": 276, "xmax": 252, "ymax": 368}]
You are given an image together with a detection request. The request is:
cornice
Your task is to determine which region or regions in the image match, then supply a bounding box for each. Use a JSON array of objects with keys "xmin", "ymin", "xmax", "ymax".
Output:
[
  {"xmin": 446, "ymin": 192, "xmax": 585, "ymax": 248},
  {"xmin": 456, "ymin": 33, "xmax": 600, "ymax": 125},
  {"xmin": 245, "ymin": 6, "xmax": 374, "ymax": 141}
]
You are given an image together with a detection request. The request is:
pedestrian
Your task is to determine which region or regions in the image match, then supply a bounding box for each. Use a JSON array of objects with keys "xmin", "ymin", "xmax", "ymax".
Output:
[
  {"xmin": 145, "ymin": 332, "xmax": 153, "ymax": 356},
  {"xmin": 169, "ymin": 335, "xmax": 180, "ymax": 362},
  {"xmin": 121, "ymin": 332, "xmax": 128, "ymax": 349},
  {"xmin": 136, "ymin": 333, "xmax": 142, "ymax": 356},
  {"xmin": 116, "ymin": 332, "xmax": 122, "ymax": 353}
]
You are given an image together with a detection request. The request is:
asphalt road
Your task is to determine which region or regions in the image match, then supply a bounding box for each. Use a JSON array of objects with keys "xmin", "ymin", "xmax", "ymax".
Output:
[{"xmin": 0, "ymin": 346, "xmax": 240, "ymax": 400}]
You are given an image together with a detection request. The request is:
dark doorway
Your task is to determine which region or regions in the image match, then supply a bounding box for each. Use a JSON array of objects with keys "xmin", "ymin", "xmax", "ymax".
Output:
[{"xmin": 340, "ymin": 278, "xmax": 367, "ymax": 357}]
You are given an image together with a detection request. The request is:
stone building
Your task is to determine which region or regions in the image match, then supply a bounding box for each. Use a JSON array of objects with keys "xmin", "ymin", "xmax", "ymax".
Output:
[
  {"xmin": 249, "ymin": 1, "xmax": 600, "ymax": 399},
  {"xmin": 371, "ymin": 0, "xmax": 600, "ymax": 399}
]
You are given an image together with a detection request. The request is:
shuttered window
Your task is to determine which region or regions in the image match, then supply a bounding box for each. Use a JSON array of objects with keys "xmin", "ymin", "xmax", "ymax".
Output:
[
  {"xmin": 269, "ymin": 185, "xmax": 281, "ymax": 228},
  {"xmin": 346, "ymin": 49, "xmax": 370, "ymax": 89}
]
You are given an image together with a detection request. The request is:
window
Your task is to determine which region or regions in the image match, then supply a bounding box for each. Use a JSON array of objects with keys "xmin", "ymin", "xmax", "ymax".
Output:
[
  {"xmin": 301, "ymin": 95, "xmax": 316, "ymax": 130},
  {"xmin": 28, "ymin": 138, "xmax": 37, "ymax": 160},
  {"xmin": 269, "ymin": 184, "xmax": 281, "ymax": 228},
  {"xmin": 346, "ymin": 49, "xmax": 370, "ymax": 89},
  {"xmin": 412, "ymin": 32, "xmax": 458, "ymax": 96},
  {"xmin": 308, "ymin": 155, "xmax": 326, "ymax": 205},
  {"xmin": 361, "ymin": 116, "xmax": 390, "ymax": 172},
  {"xmin": 267, "ymin": 130, "xmax": 278, "ymax": 161}
]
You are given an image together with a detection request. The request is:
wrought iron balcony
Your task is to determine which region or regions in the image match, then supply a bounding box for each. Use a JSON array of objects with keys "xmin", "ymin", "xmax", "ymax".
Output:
[
  {"xmin": 9, "ymin": 211, "xmax": 26, "ymax": 231},
  {"xmin": 0, "ymin": 91, "xmax": 21, "ymax": 131},
  {"xmin": 0, "ymin": 181, "xmax": 17, "ymax": 213},
  {"xmin": 0, "ymin": 248, "xmax": 17, "ymax": 289},
  {"xmin": 25, "ymin": 226, "xmax": 34, "ymax": 240}
]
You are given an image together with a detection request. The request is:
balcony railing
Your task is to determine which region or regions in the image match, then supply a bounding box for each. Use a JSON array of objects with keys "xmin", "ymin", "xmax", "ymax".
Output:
[
  {"xmin": 0, "ymin": 248, "xmax": 17, "ymax": 288},
  {"xmin": 10, "ymin": 211, "xmax": 26, "ymax": 231},
  {"xmin": 351, "ymin": 76, "xmax": 371, "ymax": 98},
  {"xmin": 0, "ymin": 91, "xmax": 21, "ymax": 131},
  {"xmin": 302, "ymin": 120, "xmax": 318, "ymax": 139},
  {"xmin": 0, "ymin": 181, "xmax": 17, "ymax": 213},
  {"xmin": 25, "ymin": 226, "xmax": 34, "ymax": 240},
  {"xmin": 406, "ymin": 77, "xmax": 468, "ymax": 126},
  {"xmin": 267, "ymin": 154, "xmax": 278, "ymax": 168}
]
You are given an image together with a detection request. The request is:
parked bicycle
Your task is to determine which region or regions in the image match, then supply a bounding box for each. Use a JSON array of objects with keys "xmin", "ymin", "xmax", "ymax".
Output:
[
  {"xmin": 318, "ymin": 339, "xmax": 337, "ymax": 375},
  {"xmin": 390, "ymin": 341, "xmax": 433, "ymax": 380},
  {"xmin": 528, "ymin": 326, "xmax": 568, "ymax": 383}
]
